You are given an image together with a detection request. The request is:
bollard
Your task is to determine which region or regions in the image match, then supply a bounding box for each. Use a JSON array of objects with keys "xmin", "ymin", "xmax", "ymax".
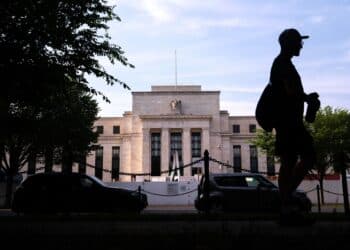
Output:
[{"xmin": 316, "ymin": 184, "xmax": 321, "ymax": 213}]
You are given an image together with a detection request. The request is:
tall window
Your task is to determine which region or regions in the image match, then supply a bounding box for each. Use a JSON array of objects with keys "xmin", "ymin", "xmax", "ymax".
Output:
[
  {"xmin": 112, "ymin": 146, "xmax": 120, "ymax": 180},
  {"xmin": 151, "ymin": 133, "xmax": 161, "ymax": 176},
  {"xmin": 250, "ymin": 145, "xmax": 258, "ymax": 173},
  {"xmin": 169, "ymin": 132, "xmax": 183, "ymax": 176},
  {"xmin": 232, "ymin": 124, "xmax": 240, "ymax": 133},
  {"xmin": 113, "ymin": 125, "xmax": 120, "ymax": 134},
  {"xmin": 95, "ymin": 146, "xmax": 103, "ymax": 179},
  {"xmin": 249, "ymin": 124, "xmax": 256, "ymax": 133},
  {"xmin": 233, "ymin": 145, "xmax": 242, "ymax": 172},
  {"xmin": 191, "ymin": 132, "xmax": 202, "ymax": 176},
  {"xmin": 96, "ymin": 126, "xmax": 104, "ymax": 134},
  {"xmin": 267, "ymin": 155, "xmax": 275, "ymax": 176}
]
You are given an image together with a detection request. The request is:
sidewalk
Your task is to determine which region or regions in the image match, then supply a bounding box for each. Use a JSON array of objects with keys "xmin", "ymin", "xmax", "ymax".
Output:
[
  {"xmin": 145, "ymin": 204, "xmax": 347, "ymax": 213},
  {"xmin": 312, "ymin": 203, "xmax": 345, "ymax": 213}
]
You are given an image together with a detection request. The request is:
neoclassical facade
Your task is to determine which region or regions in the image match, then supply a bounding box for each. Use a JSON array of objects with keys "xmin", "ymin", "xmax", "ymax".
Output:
[
  {"xmin": 81, "ymin": 85, "xmax": 276, "ymax": 182},
  {"xmin": 20, "ymin": 85, "xmax": 276, "ymax": 182}
]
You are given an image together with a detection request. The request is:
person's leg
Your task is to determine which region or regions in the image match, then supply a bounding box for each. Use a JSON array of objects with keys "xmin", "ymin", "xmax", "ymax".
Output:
[
  {"xmin": 279, "ymin": 154, "xmax": 316, "ymax": 226},
  {"xmin": 291, "ymin": 128, "xmax": 315, "ymax": 191},
  {"xmin": 277, "ymin": 128, "xmax": 316, "ymax": 225},
  {"xmin": 278, "ymin": 153, "xmax": 298, "ymax": 209},
  {"xmin": 291, "ymin": 155, "xmax": 314, "ymax": 191}
]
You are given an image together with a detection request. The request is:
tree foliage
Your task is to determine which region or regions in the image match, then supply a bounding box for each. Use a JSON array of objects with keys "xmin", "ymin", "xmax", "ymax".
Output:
[
  {"xmin": 310, "ymin": 106, "xmax": 350, "ymax": 172},
  {"xmin": 252, "ymin": 106, "xmax": 350, "ymax": 175},
  {"xmin": 0, "ymin": 0, "xmax": 133, "ymax": 155},
  {"xmin": 0, "ymin": 0, "xmax": 133, "ymax": 106},
  {"xmin": 0, "ymin": 0, "xmax": 132, "ymax": 207},
  {"xmin": 250, "ymin": 129, "xmax": 276, "ymax": 158}
]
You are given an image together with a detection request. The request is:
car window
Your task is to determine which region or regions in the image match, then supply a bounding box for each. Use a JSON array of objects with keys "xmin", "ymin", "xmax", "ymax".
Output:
[
  {"xmin": 22, "ymin": 175, "xmax": 57, "ymax": 192},
  {"xmin": 80, "ymin": 176, "xmax": 94, "ymax": 188},
  {"xmin": 256, "ymin": 175, "xmax": 277, "ymax": 188},
  {"xmin": 88, "ymin": 175, "xmax": 106, "ymax": 187},
  {"xmin": 22, "ymin": 175, "xmax": 45, "ymax": 190},
  {"xmin": 214, "ymin": 176, "xmax": 248, "ymax": 187},
  {"xmin": 21, "ymin": 176, "xmax": 35, "ymax": 189},
  {"xmin": 245, "ymin": 177, "xmax": 260, "ymax": 187}
]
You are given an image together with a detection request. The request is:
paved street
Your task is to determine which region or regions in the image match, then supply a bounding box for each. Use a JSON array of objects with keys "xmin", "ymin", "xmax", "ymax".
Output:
[
  {"xmin": 1, "ymin": 211, "xmax": 350, "ymax": 250},
  {"xmin": 0, "ymin": 203, "xmax": 347, "ymax": 217},
  {"xmin": 0, "ymin": 203, "xmax": 346, "ymax": 216},
  {"xmin": 1, "ymin": 204, "xmax": 350, "ymax": 250}
]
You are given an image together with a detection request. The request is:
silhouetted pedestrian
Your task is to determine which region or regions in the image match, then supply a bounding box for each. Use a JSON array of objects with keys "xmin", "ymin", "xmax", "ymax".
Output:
[{"xmin": 269, "ymin": 28, "xmax": 320, "ymax": 225}]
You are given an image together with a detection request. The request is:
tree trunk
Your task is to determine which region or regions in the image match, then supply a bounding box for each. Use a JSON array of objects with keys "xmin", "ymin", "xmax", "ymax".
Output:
[
  {"xmin": 5, "ymin": 148, "xmax": 20, "ymax": 208},
  {"xmin": 5, "ymin": 174, "xmax": 14, "ymax": 208},
  {"xmin": 45, "ymin": 148, "xmax": 53, "ymax": 173}
]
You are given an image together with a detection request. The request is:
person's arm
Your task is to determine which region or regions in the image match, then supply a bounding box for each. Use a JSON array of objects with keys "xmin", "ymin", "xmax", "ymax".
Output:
[
  {"xmin": 281, "ymin": 72, "xmax": 307, "ymax": 101},
  {"xmin": 304, "ymin": 92, "xmax": 319, "ymax": 103},
  {"xmin": 282, "ymin": 78, "xmax": 298, "ymax": 97}
]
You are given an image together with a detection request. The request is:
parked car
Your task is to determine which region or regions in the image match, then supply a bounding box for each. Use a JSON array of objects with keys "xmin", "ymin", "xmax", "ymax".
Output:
[
  {"xmin": 11, "ymin": 172, "xmax": 148, "ymax": 214},
  {"xmin": 194, "ymin": 173, "xmax": 311, "ymax": 213}
]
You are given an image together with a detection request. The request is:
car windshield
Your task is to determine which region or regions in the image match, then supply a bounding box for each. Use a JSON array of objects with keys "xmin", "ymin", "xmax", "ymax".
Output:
[
  {"xmin": 21, "ymin": 175, "xmax": 44, "ymax": 188},
  {"xmin": 214, "ymin": 176, "xmax": 248, "ymax": 187},
  {"xmin": 87, "ymin": 175, "xmax": 106, "ymax": 187}
]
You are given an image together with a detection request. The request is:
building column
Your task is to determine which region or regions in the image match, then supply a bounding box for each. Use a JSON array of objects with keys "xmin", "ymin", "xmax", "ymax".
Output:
[
  {"xmin": 131, "ymin": 133, "xmax": 143, "ymax": 179},
  {"xmin": 183, "ymin": 128, "xmax": 191, "ymax": 176},
  {"xmin": 221, "ymin": 137, "xmax": 231, "ymax": 173},
  {"xmin": 121, "ymin": 137, "xmax": 131, "ymax": 181},
  {"xmin": 161, "ymin": 128, "xmax": 169, "ymax": 176},
  {"xmin": 202, "ymin": 128, "xmax": 210, "ymax": 156},
  {"xmin": 142, "ymin": 128, "xmax": 150, "ymax": 178},
  {"xmin": 103, "ymin": 146, "xmax": 112, "ymax": 182},
  {"xmin": 241, "ymin": 144, "xmax": 250, "ymax": 172}
]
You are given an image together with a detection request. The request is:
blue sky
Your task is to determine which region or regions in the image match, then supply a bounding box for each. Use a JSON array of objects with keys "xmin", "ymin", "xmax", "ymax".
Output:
[{"xmin": 91, "ymin": 0, "xmax": 350, "ymax": 117}]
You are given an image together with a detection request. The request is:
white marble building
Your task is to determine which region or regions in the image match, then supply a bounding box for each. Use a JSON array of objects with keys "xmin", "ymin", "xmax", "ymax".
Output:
[{"xmin": 82, "ymin": 85, "xmax": 276, "ymax": 182}]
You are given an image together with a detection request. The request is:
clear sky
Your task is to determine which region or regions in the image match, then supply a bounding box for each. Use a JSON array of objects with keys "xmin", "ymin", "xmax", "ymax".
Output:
[{"xmin": 91, "ymin": 0, "xmax": 350, "ymax": 117}]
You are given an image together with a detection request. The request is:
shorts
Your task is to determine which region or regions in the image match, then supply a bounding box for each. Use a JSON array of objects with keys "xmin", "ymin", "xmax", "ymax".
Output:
[{"xmin": 275, "ymin": 125, "xmax": 315, "ymax": 158}]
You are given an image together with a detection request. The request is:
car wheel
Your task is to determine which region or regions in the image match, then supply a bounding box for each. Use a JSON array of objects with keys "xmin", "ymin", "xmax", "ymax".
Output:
[{"xmin": 210, "ymin": 199, "xmax": 223, "ymax": 213}]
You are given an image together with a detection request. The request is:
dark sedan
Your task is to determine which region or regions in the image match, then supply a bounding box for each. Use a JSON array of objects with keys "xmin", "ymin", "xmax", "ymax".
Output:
[
  {"xmin": 11, "ymin": 172, "xmax": 148, "ymax": 214},
  {"xmin": 194, "ymin": 173, "xmax": 311, "ymax": 213}
]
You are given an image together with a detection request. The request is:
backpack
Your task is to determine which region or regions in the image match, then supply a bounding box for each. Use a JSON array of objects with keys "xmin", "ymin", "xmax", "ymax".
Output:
[{"xmin": 255, "ymin": 83, "xmax": 275, "ymax": 132}]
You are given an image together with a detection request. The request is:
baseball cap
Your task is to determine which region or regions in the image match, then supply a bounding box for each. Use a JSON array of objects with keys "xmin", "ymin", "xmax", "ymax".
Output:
[{"xmin": 279, "ymin": 28, "xmax": 309, "ymax": 45}]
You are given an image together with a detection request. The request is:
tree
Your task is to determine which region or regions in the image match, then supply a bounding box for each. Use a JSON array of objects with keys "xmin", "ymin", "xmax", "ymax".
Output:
[
  {"xmin": 1, "ymin": 0, "xmax": 133, "ymax": 124},
  {"xmin": 249, "ymin": 129, "xmax": 277, "ymax": 176},
  {"xmin": 252, "ymin": 106, "xmax": 350, "ymax": 207},
  {"xmin": 37, "ymin": 83, "xmax": 100, "ymax": 173},
  {"xmin": 310, "ymin": 106, "xmax": 350, "ymax": 209},
  {"xmin": 0, "ymin": 0, "xmax": 133, "ymax": 207},
  {"xmin": 1, "ymin": 84, "xmax": 100, "ymax": 207}
]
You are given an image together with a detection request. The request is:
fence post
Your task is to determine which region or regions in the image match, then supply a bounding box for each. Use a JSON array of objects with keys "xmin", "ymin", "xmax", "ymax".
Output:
[
  {"xmin": 316, "ymin": 184, "xmax": 321, "ymax": 213},
  {"xmin": 204, "ymin": 150, "xmax": 210, "ymax": 214},
  {"xmin": 136, "ymin": 185, "xmax": 142, "ymax": 214},
  {"xmin": 340, "ymin": 166, "xmax": 350, "ymax": 215}
]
